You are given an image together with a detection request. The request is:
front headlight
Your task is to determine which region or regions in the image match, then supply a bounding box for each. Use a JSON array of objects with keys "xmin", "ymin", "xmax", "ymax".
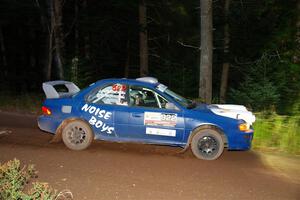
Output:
[{"xmin": 238, "ymin": 123, "xmax": 250, "ymax": 132}]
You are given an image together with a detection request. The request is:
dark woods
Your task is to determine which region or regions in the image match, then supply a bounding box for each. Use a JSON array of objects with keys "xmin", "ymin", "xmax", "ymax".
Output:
[{"xmin": 0, "ymin": 0, "xmax": 299, "ymax": 113}]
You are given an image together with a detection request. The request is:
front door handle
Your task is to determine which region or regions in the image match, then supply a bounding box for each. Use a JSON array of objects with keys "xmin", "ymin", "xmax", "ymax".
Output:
[{"xmin": 131, "ymin": 113, "xmax": 143, "ymax": 118}]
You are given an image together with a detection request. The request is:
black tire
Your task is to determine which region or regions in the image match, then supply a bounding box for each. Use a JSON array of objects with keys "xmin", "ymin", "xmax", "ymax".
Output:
[
  {"xmin": 62, "ymin": 119, "xmax": 94, "ymax": 150},
  {"xmin": 191, "ymin": 128, "xmax": 224, "ymax": 160}
]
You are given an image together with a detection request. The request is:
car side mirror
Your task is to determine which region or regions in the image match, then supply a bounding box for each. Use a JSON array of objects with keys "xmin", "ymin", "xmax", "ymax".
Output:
[{"xmin": 165, "ymin": 102, "xmax": 178, "ymax": 110}]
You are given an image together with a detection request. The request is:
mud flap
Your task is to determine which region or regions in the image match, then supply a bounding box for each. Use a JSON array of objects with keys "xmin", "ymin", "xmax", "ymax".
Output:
[
  {"xmin": 176, "ymin": 145, "xmax": 190, "ymax": 154},
  {"xmin": 50, "ymin": 132, "xmax": 62, "ymax": 143},
  {"xmin": 49, "ymin": 119, "xmax": 66, "ymax": 143}
]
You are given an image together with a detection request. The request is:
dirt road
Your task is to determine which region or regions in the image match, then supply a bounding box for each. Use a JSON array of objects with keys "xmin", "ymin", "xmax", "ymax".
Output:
[{"xmin": 0, "ymin": 111, "xmax": 299, "ymax": 200}]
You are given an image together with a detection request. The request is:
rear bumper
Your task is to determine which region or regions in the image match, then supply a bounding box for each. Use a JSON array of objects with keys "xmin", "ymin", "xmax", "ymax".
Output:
[
  {"xmin": 37, "ymin": 115, "xmax": 62, "ymax": 134},
  {"xmin": 227, "ymin": 130, "xmax": 254, "ymax": 150}
]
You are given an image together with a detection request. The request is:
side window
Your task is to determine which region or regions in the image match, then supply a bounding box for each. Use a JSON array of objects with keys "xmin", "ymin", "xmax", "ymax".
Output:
[
  {"xmin": 157, "ymin": 94, "xmax": 168, "ymax": 109},
  {"xmin": 129, "ymin": 86, "xmax": 158, "ymax": 108},
  {"xmin": 129, "ymin": 86, "xmax": 171, "ymax": 109},
  {"xmin": 86, "ymin": 83, "xmax": 128, "ymax": 106}
]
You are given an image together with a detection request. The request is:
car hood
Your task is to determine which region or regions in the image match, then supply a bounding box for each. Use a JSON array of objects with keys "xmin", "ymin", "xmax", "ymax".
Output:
[{"xmin": 206, "ymin": 104, "xmax": 256, "ymax": 125}]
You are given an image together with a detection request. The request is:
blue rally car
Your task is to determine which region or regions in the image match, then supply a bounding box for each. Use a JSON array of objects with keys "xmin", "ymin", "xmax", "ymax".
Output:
[{"xmin": 38, "ymin": 77, "xmax": 255, "ymax": 160}]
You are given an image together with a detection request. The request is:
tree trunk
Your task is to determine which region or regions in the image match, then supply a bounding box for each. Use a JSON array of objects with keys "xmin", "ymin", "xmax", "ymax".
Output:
[
  {"xmin": 84, "ymin": 36, "xmax": 90, "ymax": 60},
  {"xmin": 295, "ymin": 0, "xmax": 300, "ymax": 63},
  {"xmin": 36, "ymin": 0, "xmax": 52, "ymax": 81},
  {"xmin": 297, "ymin": 0, "xmax": 300, "ymax": 40},
  {"xmin": 199, "ymin": 0, "xmax": 213, "ymax": 103},
  {"xmin": 0, "ymin": 26, "xmax": 7, "ymax": 77},
  {"xmin": 53, "ymin": 0, "xmax": 64, "ymax": 79},
  {"xmin": 219, "ymin": 0, "xmax": 231, "ymax": 103},
  {"xmin": 28, "ymin": 22, "xmax": 36, "ymax": 76},
  {"xmin": 139, "ymin": 0, "xmax": 148, "ymax": 77},
  {"xmin": 71, "ymin": 0, "xmax": 79, "ymax": 84},
  {"xmin": 46, "ymin": 30, "xmax": 53, "ymax": 81},
  {"xmin": 45, "ymin": 0, "xmax": 54, "ymax": 81},
  {"xmin": 124, "ymin": 39, "xmax": 130, "ymax": 78},
  {"xmin": 74, "ymin": 0, "xmax": 79, "ymax": 57},
  {"xmin": 83, "ymin": 0, "xmax": 90, "ymax": 60}
]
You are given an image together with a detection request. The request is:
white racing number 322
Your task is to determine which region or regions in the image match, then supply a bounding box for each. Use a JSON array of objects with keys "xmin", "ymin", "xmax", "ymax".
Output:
[{"xmin": 144, "ymin": 112, "xmax": 177, "ymax": 127}]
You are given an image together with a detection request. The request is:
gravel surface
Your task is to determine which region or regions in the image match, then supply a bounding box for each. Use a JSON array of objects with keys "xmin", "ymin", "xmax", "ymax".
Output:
[{"xmin": 0, "ymin": 111, "xmax": 299, "ymax": 200}]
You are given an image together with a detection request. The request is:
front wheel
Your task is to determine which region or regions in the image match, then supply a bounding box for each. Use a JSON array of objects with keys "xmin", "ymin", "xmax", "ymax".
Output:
[
  {"xmin": 191, "ymin": 129, "xmax": 224, "ymax": 160},
  {"xmin": 62, "ymin": 119, "xmax": 94, "ymax": 150}
]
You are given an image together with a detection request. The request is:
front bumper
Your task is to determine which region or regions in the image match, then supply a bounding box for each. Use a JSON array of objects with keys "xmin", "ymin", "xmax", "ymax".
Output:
[{"xmin": 227, "ymin": 129, "xmax": 254, "ymax": 150}]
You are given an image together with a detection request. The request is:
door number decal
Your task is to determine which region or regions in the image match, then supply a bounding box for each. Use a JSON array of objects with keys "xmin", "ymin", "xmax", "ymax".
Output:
[{"xmin": 144, "ymin": 112, "xmax": 177, "ymax": 127}]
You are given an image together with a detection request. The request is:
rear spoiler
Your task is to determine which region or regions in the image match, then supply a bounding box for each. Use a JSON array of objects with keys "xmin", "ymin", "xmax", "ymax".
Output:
[{"xmin": 42, "ymin": 80, "xmax": 80, "ymax": 99}]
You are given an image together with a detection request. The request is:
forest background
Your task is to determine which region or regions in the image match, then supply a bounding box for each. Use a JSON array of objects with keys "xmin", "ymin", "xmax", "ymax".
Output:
[{"xmin": 0, "ymin": 0, "xmax": 299, "ymax": 154}]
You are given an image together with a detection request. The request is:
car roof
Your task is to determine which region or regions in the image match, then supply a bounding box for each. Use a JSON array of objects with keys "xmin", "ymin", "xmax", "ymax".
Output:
[{"xmin": 94, "ymin": 77, "xmax": 160, "ymax": 88}]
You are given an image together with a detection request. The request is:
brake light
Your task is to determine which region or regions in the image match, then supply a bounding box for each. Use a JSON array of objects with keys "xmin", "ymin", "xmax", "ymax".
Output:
[{"xmin": 42, "ymin": 106, "xmax": 51, "ymax": 115}]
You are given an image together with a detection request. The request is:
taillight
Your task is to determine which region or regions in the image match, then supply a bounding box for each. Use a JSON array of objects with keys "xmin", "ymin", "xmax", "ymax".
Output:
[{"xmin": 42, "ymin": 106, "xmax": 52, "ymax": 115}]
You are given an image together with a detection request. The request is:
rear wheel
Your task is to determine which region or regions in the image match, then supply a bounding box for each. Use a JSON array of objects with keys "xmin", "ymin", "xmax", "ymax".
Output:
[
  {"xmin": 191, "ymin": 129, "xmax": 224, "ymax": 160},
  {"xmin": 62, "ymin": 120, "xmax": 94, "ymax": 150}
]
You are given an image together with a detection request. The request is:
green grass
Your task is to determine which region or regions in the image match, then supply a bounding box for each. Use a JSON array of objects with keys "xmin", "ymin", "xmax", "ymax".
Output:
[{"xmin": 253, "ymin": 113, "xmax": 300, "ymax": 155}]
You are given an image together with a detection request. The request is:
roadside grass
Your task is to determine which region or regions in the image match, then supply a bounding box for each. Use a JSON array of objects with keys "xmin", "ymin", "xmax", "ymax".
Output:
[
  {"xmin": 253, "ymin": 113, "xmax": 300, "ymax": 155},
  {"xmin": 0, "ymin": 93, "xmax": 43, "ymax": 114}
]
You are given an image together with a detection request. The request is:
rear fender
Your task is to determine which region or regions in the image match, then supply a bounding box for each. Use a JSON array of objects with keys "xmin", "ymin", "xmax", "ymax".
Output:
[{"xmin": 51, "ymin": 117, "xmax": 92, "ymax": 143}]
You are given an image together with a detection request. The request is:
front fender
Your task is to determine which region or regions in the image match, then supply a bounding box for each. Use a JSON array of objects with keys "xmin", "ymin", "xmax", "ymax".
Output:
[{"xmin": 180, "ymin": 123, "xmax": 228, "ymax": 153}]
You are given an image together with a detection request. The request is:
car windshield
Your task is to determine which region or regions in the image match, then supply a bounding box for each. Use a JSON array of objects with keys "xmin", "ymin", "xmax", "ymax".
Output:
[{"xmin": 156, "ymin": 84, "xmax": 196, "ymax": 109}]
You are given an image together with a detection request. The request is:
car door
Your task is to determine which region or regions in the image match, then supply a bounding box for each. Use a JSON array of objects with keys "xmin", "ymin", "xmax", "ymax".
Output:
[
  {"xmin": 79, "ymin": 82, "xmax": 129, "ymax": 140},
  {"xmin": 114, "ymin": 85, "xmax": 185, "ymax": 144}
]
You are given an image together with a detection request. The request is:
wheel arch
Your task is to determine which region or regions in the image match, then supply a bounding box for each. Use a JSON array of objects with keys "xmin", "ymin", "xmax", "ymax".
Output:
[
  {"xmin": 183, "ymin": 124, "xmax": 228, "ymax": 151},
  {"xmin": 51, "ymin": 117, "xmax": 93, "ymax": 143}
]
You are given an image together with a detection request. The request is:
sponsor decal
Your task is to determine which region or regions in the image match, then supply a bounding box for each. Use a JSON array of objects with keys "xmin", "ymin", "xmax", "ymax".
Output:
[
  {"xmin": 156, "ymin": 84, "xmax": 168, "ymax": 92},
  {"xmin": 144, "ymin": 112, "xmax": 177, "ymax": 127},
  {"xmin": 146, "ymin": 127, "xmax": 176, "ymax": 137},
  {"xmin": 81, "ymin": 103, "xmax": 114, "ymax": 134}
]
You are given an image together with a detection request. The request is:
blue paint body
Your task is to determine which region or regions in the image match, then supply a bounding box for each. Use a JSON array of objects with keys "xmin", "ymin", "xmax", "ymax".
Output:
[{"xmin": 38, "ymin": 79, "xmax": 253, "ymax": 150}]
